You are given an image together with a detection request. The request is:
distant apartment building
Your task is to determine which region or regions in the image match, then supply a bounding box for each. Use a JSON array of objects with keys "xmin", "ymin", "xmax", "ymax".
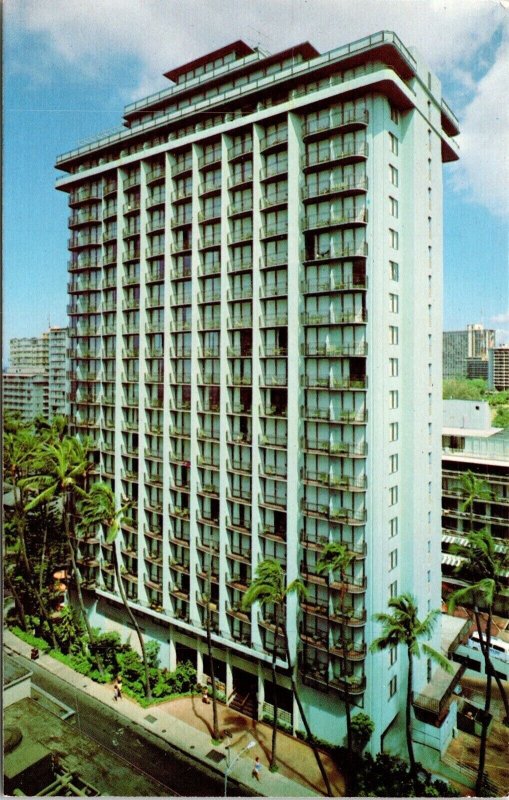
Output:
[
  {"xmin": 10, "ymin": 336, "xmax": 48, "ymax": 371},
  {"xmin": 56, "ymin": 33, "xmax": 460, "ymax": 751},
  {"xmin": 3, "ymin": 327, "xmax": 68, "ymax": 420},
  {"xmin": 443, "ymin": 324, "xmax": 495, "ymax": 380},
  {"xmin": 489, "ymin": 345, "xmax": 509, "ymax": 391},
  {"xmin": 3, "ymin": 371, "xmax": 49, "ymax": 421},
  {"xmin": 47, "ymin": 327, "xmax": 68, "ymax": 417},
  {"xmin": 442, "ymin": 400, "xmax": 508, "ymax": 615}
]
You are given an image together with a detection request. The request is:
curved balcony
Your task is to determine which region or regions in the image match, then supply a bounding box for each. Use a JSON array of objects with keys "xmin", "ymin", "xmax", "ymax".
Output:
[
  {"xmin": 302, "ymin": 109, "xmax": 369, "ymax": 139},
  {"xmin": 302, "ymin": 376, "xmax": 367, "ymax": 391},
  {"xmin": 302, "ymin": 438, "xmax": 367, "ymax": 458},
  {"xmin": 303, "ymin": 209, "xmax": 367, "ymax": 232},
  {"xmin": 301, "ymin": 309, "xmax": 367, "ymax": 326},
  {"xmin": 302, "ymin": 178, "xmax": 368, "ymax": 202}
]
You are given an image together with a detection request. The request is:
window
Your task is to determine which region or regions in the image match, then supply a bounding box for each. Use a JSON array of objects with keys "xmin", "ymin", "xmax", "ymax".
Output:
[
  {"xmin": 389, "ymin": 164, "xmax": 399, "ymax": 186},
  {"xmin": 389, "ymin": 358, "xmax": 398, "ymax": 377},
  {"xmin": 427, "ymin": 540, "xmax": 431, "ymax": 553},
  {"xmin": 427, "ymin": 658, "xmax": 432, "ymax": 682},
  {"xmin": 389, "ymin": 580, "xmax": 398, "ymax": 599},
  {"xmin": 389, "ymin": 229, "xmax": 399, "ymax": 249},
  {"xmin": 389, "ymin": 453, "xmax": 398, "ymax": 474},
  {"xmin": 390, "ymin": 261, "xmax": 399, "ymax": 281},
  {"xmin": 390, "ymin": 106, "xmax": 399, "ymax": 125},
  {"xmin": 390, "ymin": 196, "xmax": 398, "ymax": 218},
  {"xmin": 427, "ymin": 570, "xmax": 431, "ymax": 584},
  {"xmin": 389, "ymin": 325, "xmax": 399, "ymax": 345},
  {"xmin": 389, "ymin": 132, "xmax": 399, "ymax": 155},
  {"xmin": 389, "ymin": 421, "xmax": 399, "ymax": 441},
  {"xmin": 389, "ymin": 675, "xmax": 398, "ymax": 699},
  {"xmin": 389, "ymin": 549, "xmax": 398, "ymax": 570},
  {"xmin": 389, "ymin": 517, "xmax": 398, "ymax": 538},
  {"xmin": 390, "ymin": 645, "xmax": 398, "ymax": 666},
  {"xmin": 389, "ymin": 293, "xmax": 399, "ymax": 313},
  {"xmin": 389, "ymin": 389, "xmax": 399, "ymax": 409},
  {"xmin": 389, "ymin": 485, "xmax": 398, "ymax": 505}
]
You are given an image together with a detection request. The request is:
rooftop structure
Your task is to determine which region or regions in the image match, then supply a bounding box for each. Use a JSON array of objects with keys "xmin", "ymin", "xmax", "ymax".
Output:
[{"xmin": 56, "ymin": 32, "xmax": 459, "ymax": 751}]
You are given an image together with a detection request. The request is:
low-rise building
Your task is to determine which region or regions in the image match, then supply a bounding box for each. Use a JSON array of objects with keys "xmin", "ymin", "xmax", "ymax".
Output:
[{"xmin": 442, "ymin": 400, "xmax": 509, "ymax": 615}]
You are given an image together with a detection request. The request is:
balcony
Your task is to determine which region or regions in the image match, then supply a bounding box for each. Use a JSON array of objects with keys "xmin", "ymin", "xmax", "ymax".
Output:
[
  {"xmin": 259, "ymin": 492, "xmax": 286, "ymax": 510},
  {"xmin": 303, "ymin": 209, "xmax": 368, "ymax": 231},
  {"xmin": 260, "ymin": 129, "xmax": 287, "ymax": 152},
  {"xmin": 302, "ymin": 376, "xmax": 367, "ymax": 391},
  {"xmin": 261, "ymin": 191, "xmax": 288, "ymax": 210},
  {"xmin": 301, "ymin": 407, "xmax": 367, "ymax": 424},
  {"xmin": 301, "ymin": 310, "xmax": 367, "ymax": 326},
  {"xmin": 302, "ymin": 342, "xmax": 367, "ymax": 356},
  {"xmin": 301, "ymin": 470, "xmax": 367, "ymax": 492},
  {"xmin": 198, "ymin": 151, "xmax": 221, "ymax": 169},
  {"xmin": 302, "ymin": 178, "xmax": 368, "ymax": 202},
  {"xmin": 259, "ymin": 404, "xmax": 287, "ymax": 419},
  {"xmin": 228, "ymin": 200, "xmax": 253, "ymax": 217},
  {"xmin": 172, "ymin": 157, "xmax": 193, "ymax": 177},
  {"xmin": 227, "ymin": 256, "xmax": 252, "ymax": 274},
  {"xmin": 228, "ymin": 140, "xmax": 253, "ymax": 161},
  {"xmin": 301, "ymin": 501, "xmax": 366, "ymax": 525},
  {"xmin": 258, "ymin": 524, "xmax": 285, "ymax": 543},
  {"xmin": 147, "ymin": 166, "xmax": 165, "ymax": 184},
  {"xmin": 260, "ymin": 222, "xmax": 288, "ymax": 240},
  {"xmin": 259, "ymin": 313, "xmax": 288, "ymax": 328},
  {"xmin": 302, "ymin": 438, "xmax": 367, "ymax": 457},
  {"xmin": 302, "ymin": 109, "xmax": 369, "ymax": 139},
  {"xmin": 302, "ymin": 142, "xmax": 368, "ymax": 170},
  {"xmin": 260, "ymin": 433, "xmax": 287, "ymax": 450}
]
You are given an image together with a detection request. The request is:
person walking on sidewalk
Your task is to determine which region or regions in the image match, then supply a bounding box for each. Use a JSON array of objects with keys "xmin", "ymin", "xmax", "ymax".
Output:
[
  {"xmin": 116, "ymin": 675, "xmax": 123, "ymax": 699},
  {"xmin": 113, "ymin": 681, "xmax": 120, "ymax": 702},
  {"xmin": 252, "ymin": 756, "xmax": 262, "ymax": 782}
]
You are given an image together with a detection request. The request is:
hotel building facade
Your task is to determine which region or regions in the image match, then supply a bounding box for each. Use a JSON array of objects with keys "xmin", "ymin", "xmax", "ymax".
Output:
[{"xmin": 56, "ymin": 33, "xmax": 459, "ymax": 750}]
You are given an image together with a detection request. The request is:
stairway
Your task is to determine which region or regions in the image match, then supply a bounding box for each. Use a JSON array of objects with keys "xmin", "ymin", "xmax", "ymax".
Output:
[{"xmin": 229, "ymin": 690, "xmax": 256, "ymax": 719}]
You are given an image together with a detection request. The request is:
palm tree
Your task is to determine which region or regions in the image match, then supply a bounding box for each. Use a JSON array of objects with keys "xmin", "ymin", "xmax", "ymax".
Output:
[
  {"xmin": 448, "ymin": 528, "xmax": 509, "ymax": 794},
  {"xmin": 80, "ymin": 482, "xmax": 152, "ymax": 699},
  {"xmin": 4, "ymin": 428, "xmax": 59, "ymax": 649},
  {"xmin": 458, "ymin": 471, "xmax": 492, "ymax": 530},
  {"xmin": 203, "ymin": 536, "xmax": 220, "ymax": 740},
  {"xmin": 371, "ymin": 594, "xmax": 450, "ymax": 792},
  {"xmin": 316, "ymin": 542, "xmax": 355, "ymax": 758},
  {"xmin": 23, "ymin": 437, "xmax": 97, "ymax": 655},
  {"xmin": 243, "ymin": 559, "xmax": 333, "ymax": 796}
]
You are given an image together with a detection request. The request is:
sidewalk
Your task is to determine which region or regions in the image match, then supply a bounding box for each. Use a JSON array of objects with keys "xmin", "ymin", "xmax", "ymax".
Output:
[{"xmin": 4, "ymin": 629, "xmax": 342, "ymax": 796}]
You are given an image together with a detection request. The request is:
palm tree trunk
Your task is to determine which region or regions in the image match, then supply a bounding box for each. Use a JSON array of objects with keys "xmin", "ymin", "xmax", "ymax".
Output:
[
  {"xmin": 206, "ymin": 543, "xmax": 219, "ymax": 740},
  {"xmin": 206, "ymin": 602, "xmax": 220, "ymax": 740},
  {"xmin": 339, "ymin": 575, "xmax": 353, "ymax": 757},
  {"xmin": 406, "ymin": 649, "xmax": 418, "ymax": 791},
  {"xmin": 282, "ymin": 626, "xmax": 333, "ymax": 797},
  {"xmin": 269, "ymin": 604, "xmax": 281, "ymax": 771},
  {"xmin": 473, "ymin": 609, "xmax": 509, "ymax": 725},
  {"xmin": 39, "ymin": 509, "xmax": 49, "ymax": 594},
  {"xmin": 17, "ymin": 508, "xmax": 59, "ymax": 651},
  {"xmin": 474, "ymin": 609, "xmax": 492, "ymax": 796},
  {"xmin": 5, "ymin": 570, "xmax": 27, "ymax": 630},
  {"xmin": 112, "ymin": 544, "xmax": 152, "ymax": 699},
  {"xmin": 62, "ymin": 494, "xmax": 105, "ymax": 674}
]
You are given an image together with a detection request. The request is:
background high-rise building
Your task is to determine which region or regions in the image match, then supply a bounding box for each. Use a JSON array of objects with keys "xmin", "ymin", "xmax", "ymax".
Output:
[
  {"xmin": 3, "ymin": 327, "xmax": 68, "ymax": 420},
  {"xmin": 56, "ymin": 33, "xmax": 459, "ymax": 752},
  {"xmin": 443, "ymin": 323, "xmax": 495, "ymax": 380},
  {"xmin": 489, "ymin": 345, "xmax": 509, "ymax": 390}
]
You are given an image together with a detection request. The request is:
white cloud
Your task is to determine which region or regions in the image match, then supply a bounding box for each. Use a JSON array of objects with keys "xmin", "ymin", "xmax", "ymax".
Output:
[
  {"xmin": 5, "ymin": 0, "xmax": 509, "ymax": 216},
  {"xmin": 492, "ymin": 312, "xmax": 509, "ymax": 324}
]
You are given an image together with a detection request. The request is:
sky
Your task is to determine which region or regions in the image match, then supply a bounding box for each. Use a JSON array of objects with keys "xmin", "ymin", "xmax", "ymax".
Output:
[{"xmin": 3, "ymin": 0, "xmax": 509, "ymax": 364}]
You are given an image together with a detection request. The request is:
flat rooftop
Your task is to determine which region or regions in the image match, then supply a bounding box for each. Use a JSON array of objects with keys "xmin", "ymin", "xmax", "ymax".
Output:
[{"xmin": 3, "ymin": 655, "xmax": 32, "ymax": 687}]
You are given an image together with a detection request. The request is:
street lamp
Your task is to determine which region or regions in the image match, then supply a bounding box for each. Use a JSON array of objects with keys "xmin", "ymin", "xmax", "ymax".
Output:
[{"xmin": 224, "ymin": 739, "xmax": 256, "ymax": 797}]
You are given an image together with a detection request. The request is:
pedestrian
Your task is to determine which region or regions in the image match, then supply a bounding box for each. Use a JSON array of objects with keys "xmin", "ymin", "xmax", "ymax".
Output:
[
  {"xmin": 113, "ymin": 681, "xmax": 119, "ymax": 702},
  {"xmin": 202, "ymin": 684, "xmax": 210, "ymax": 704},
  {"xmin": 252, "ymin": 756, "xmax": 262, "ymax": 781},
  {"xmin": 117, "ymin": 675, "xmax": 123, "ymax": 699}
]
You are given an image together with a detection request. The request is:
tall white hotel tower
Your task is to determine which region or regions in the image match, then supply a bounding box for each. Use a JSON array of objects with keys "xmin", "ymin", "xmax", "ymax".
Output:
[{"xmin": 57, "ymin": 33, "xmax": 459, "ymax": 751}]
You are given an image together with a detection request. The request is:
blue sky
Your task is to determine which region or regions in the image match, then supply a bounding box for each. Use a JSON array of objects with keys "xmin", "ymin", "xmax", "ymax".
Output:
[{"xmin": 4, "ymin": 0, "xmax": 508, "ymax": 364}]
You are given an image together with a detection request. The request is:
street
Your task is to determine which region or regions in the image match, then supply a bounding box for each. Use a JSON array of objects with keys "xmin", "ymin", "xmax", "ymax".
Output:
[{"xmin": 7, "ymin": 649, "xmax": 253, "ymax": 797}]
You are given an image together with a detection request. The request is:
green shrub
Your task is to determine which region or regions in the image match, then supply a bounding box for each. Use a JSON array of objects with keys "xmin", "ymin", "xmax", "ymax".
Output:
[{"xmin": 11, "ymin": 626, "xmax": 50, "ymax": 652}]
